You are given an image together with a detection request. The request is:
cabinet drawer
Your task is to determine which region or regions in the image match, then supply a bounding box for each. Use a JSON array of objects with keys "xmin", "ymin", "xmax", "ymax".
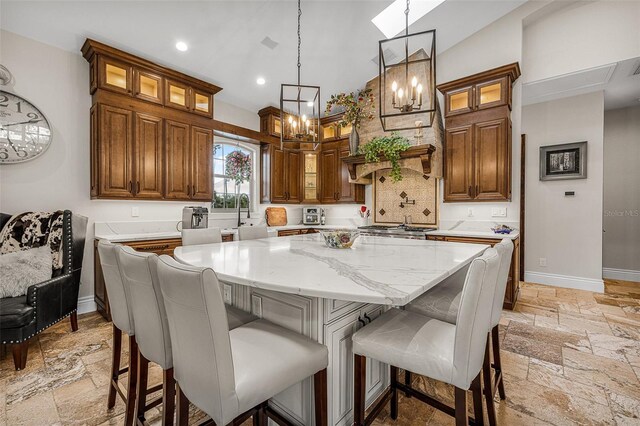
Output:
[
  {"xmin": 324, "ymin": 299, "xmax": 364, "ymax": 323},
  {"xmin": 277, "ymin": 229, "xmax": 302, "ymax": 237}
]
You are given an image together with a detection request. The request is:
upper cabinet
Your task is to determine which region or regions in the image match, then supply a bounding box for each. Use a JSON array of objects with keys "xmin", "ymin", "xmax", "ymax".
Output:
[
  {"xmin": 82, "ymin": 39, "xmax": 221, "ymax": 201},
  {"xmin": 258, "ymin": 106, "xmax": 283, "ymax": 138},
  {"xmin": 438, "ymin": 63, "xmax": 520, "ymax": 202}
]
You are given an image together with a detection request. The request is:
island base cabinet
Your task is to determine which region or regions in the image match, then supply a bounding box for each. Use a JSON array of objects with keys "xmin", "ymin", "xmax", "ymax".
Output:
[{"xmin": 227, "ymin": 284, "xmax": 389, "ymax": 426}]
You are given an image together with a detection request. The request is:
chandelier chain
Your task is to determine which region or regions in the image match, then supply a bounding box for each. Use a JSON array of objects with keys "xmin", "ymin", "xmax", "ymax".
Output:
[
  {"xmin": 297, "ymin": 0, "xmax": 302, "ymax": 85},
  {"xmin": 405, "ymin": 0, "xmax": 410, "ymax": 36}
]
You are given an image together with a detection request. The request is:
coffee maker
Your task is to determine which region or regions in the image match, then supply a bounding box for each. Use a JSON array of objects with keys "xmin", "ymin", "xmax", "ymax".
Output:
[{"xmin": 182, "ymin": 206, "xmax": 209, "ymax": 229}]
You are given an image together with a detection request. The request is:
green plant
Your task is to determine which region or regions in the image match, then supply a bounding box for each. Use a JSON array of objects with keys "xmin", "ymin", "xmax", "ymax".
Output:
[
  {"xmin": 358, "ymin": 133, "xmax": 411, "ymax": 182},
  {"xmin": 325, "ymin": 88, "xmax": 375, "ymax": 129}
]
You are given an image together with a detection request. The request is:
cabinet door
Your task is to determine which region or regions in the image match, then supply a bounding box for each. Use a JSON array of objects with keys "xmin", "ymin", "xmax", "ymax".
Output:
[
  {"xmin": 191, "ymin": 126, "xmax": 213, "ymax": 200},
  {"xmin": 134, "ymin": 113, "xmax": 164, "ymax": 198},
  {"xmin": 134, "ymin": 69, "xmax": 163, "ymax": 104},
  {"xmin": 270, "ymin": 146, "xmax": 288, "ymax": 203},
  {"xmin": 320, "ymin": 148, "xmax": 338, "ymax": 203},
  {"xmin": 475, "ymin": 77, "xmax": 508, "ymax": 110},
  {"xmin": 445, "ymin": 86, "xmax": 473, "ymax": 117},
  {"xmin": 474, "ymin": 118, "xmax": 509, "ymax": 200},
  {"xmin": 90, "ymin": 105, "xmax": 98, "ymax": 197},
  {"xmin": 302, "ymin": 152, "xmax": 320, "ymax": 203},
  {"xmin": 338, "ymin": 146, "xmax": 364, "ymax": 203},
  {"xmin": 362, "ymin": 306, "xmax": 389, "ymax": 406},
  {"xmin": 192, "ymin": 89, "xmax": 213, "ymax": 118},
  {"xmin": 165, "ymin": 80, "xmax": 190, "ymax": 111},
  {"xmin": 285, "ymin": 149, "xmax": 302, "ymax": 203},
  {"xmin": 444, "ymin": 124, "xmax": 474, "ymax": 202},
  {"xmin": 98, "ymin": 57, "xmax": 132, "ymax": 95},
  {"xmin": 99, "ymin": 104, "xmax": 134, "ymax": 198},
  {"xmin": 165, "ymin": 120, "xmax": 191, "ymax": 199}
]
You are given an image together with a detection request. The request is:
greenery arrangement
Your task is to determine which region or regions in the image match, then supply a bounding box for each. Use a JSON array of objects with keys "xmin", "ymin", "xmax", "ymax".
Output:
[
  {"xmin": 225, "ymin": 150, "xmax": 252, "ymax": 184},
  {"xmin": 358, "ymin": 133, "xmax": 411, "ymax": 182},
  {"xmin": 325, "ymin": 88, "xmax": 375, "ymax": 129}
]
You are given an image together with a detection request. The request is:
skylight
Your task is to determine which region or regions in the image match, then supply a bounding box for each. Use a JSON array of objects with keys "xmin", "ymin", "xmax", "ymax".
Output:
[{"xmin": 372, "ymin": 0, "xmax": 446, "ymax": 39}]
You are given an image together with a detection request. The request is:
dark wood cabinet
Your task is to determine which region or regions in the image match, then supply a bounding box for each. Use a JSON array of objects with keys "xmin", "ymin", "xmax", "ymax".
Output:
[
  {"xmin": 425, "ymin": 235, "xmax": 520, "ymax": 309},
  {"xmin": 135, "ymin": 113, "xmax": 163, "ymax": 198},
  {"xmin": 261, "ymin": 144, "xmax": 302, "ymax": 204},
  {"xmin": 320, "ymin": 144, "xmax": 339, "ymax": 203},
  {"xmin": 438, "ymin": 63, "xmax": 520, "ymax": 202},
  {"xmin": 83, "ymin": 39, "xmax": 221, "ymax": 201},
  {"xmin": 98, "ymin": 104, "xmax": 134, "ymax": 198},
  {"xmin": 191, "ymin": 126, "xmax": 214, "ymax": 200},
  {"xmin": 286, "ymin": 149, "xmax": 302, "ymax": 203},
  {"xmin": 165, "ymin": 120, "xmax": 191, "ymax": 199},
  {"xmin": 338, "ymin": 146, "xmax": 364, "ymax": 203}
]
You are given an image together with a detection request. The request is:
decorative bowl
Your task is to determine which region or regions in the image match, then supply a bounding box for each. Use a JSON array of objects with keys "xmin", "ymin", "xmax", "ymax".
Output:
[
  {"xmin": 320, "ymin": 229, "xmax": 360, "ymax": 249},
  {"xmin": 491, "ymin": 224, "xmax": 514, "ymax": 234}
]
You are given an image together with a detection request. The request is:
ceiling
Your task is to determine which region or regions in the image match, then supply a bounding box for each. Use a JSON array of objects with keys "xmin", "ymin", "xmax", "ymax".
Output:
[
  {"xmin": 0, "ymin": 0, "xmax": 526, "ymax": 113},
  {"xmin": 522, "ymin": 57, "xmax": 640, "ymax": 110}
]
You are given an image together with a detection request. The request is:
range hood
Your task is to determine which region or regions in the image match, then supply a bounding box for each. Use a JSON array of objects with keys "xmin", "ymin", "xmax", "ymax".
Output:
[{"xmin": 342, "ymin": 144, "xmax": 436, "ymax": 184}]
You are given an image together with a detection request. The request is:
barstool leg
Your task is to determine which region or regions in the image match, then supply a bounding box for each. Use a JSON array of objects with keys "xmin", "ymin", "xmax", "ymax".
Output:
[
  {"xmin": 125, "ymin": 336, "xmax": 139, "ymax": 426},
  {"xmin": 163, "ymin": 368, "xmax": 176, "ymax": 426},
  {"xmin": 313, "ymin": 368, "xmax": 327, "ymax": 426},
  {"xmin": 404, "ymin": 370, "xmax": 412, "ymax": 397},
  {"xmin": 135, "ymin": 351, "xmax": 149, "ymax": 424},
  {"xmin": 483, "ymin": 334, "xmax": 497, "ymax": 426},
  {"xmin": 471, "ymin": 373, "xmax": 485, "ymax": 426},
  {"xmin": 354, "ymin": 354, "xmax": 366, "ymax": 426},
  {"xmin": 454, "ymin": 386, "xmax": 468, "ymax": 426},
  {"xmin": 108, "ymin": 325, "xmax": 122, "ymax": 409},
  {"xmin": 491, "ymin": 324, "xmax": 506, "ymax": 400},
  {"xmin": 176, "ymin": 383, "xmax": 189, "ymax": 426},
  {"xmin": 390, "ymin": 366, "xmax": 398, "ymax": 420},
  {"xmin": 70, "ymin": 311, "xmax": 78, "ymax": 332}
]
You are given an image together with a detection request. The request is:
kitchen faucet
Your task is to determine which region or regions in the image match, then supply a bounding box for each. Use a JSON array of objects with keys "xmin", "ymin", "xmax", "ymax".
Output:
[{"xmin": 237, "ymin": 193, "xmax": 250, "ymax": 227}]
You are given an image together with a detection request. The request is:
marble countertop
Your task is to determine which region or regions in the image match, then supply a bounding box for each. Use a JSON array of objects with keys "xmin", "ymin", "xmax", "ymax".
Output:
[{"xmin": 173, "ymin": 234, "xmax": 488, "ymax": 306}]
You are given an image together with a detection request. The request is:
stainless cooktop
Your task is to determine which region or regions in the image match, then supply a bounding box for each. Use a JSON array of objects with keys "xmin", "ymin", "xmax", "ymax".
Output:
[{"xmin": 357, "ymin": 225, "xmax": 435, "ymax": 238}]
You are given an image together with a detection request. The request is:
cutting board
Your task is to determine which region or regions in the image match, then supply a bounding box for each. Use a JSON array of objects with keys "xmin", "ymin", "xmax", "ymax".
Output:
[{"xmin": 265, "ymin": 207, "xmax": 287, "ymax": 226}]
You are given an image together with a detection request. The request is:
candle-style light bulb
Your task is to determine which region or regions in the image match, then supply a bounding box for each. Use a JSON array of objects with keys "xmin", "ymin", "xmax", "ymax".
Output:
[
  {"xmin": 398, "ymin": 88, "xmax": 404, "ymax": 100},
  {"xmin": 302, "ymin": 114, "xmax": 307, "ymax": 123},
  {"xmin": 411, "ymin": 77, "xmax": 417, "ymax": 87},
  {"xmin": 391, "ymin": 81, "xmax": 398, "ymax": 92},
  {"xmin": 417, "ymin": 84, "xmax": 423, "ymax": 106},
  {"xmin": 292, "ymin": 120, "xmax": 297, "ymax": 129},
  {"xmin": 288, "ymin": 116, "xmax": 293, "ymax": 124}
]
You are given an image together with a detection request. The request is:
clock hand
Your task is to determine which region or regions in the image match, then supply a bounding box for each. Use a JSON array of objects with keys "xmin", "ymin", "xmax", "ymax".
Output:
[{"xmin": 2, "ymin": 119, "xmax": 42, "ymax": 127}]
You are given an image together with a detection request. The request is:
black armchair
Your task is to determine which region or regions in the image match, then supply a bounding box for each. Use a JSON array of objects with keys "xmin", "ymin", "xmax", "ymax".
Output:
[{"xmin": 0, "ymin": 210, "xmax": 88, "ymax": 370}]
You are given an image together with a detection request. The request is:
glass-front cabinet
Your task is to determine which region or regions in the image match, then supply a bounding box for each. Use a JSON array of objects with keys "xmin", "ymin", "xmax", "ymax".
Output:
[
  {"xmin": 475, "ymin": 77, "xmax": 507, "ymax": 110},
  {"xmin": 337, "ymin": 122, "xmax": 352, "ymax": 139},
  {"xmin": 166, "ymin": 80, "xmax": 190, "ymax": 111},
  {"xmin": 192, "ymin": 90, "xmax": 212, "ymax": 116},
  {"xmin": 302, "ymin": 152, "xmax": 320, "ymax": 203},
  {"xmin": 321, "ymin": 122, "xmax": 337, "ymax": 141},
  {"xmin": 134, "ymin": 70, "xmax": 162, "ymax": 104},
  {"xmin": 445, "ymin": 86, "xmax": 473, "ymax": 116},
  {"xmin": 99, "ymin": 57, "xmax": 131, "ymax": 94}
]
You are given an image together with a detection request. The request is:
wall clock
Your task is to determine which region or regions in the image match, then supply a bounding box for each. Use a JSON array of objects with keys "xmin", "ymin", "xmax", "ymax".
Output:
[{"xmin": 0, "ymin": 90, "xmax": 52, "ymax": 164}]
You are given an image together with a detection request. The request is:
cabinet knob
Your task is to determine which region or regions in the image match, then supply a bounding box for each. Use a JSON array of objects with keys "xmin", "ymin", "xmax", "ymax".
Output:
[
  {"xmin": 358, "ymin": 316, "xmax": 366, "ymax": 327},
  {"xmin": 128, "ymin": 181, "xmax": 133, "ymax": 194}
]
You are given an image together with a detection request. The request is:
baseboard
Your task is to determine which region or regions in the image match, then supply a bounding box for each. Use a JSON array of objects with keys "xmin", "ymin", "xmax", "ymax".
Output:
[
  {"xmin": 524, "ymin": 271, "xmax": 604, "ymax": 293},
  {"xmin": 603, "ymin": 268, "xmax": 640, "ymax": 282},
  {"xmin": 77, "ymin": 295, "xmax": 97, "ymax": 315}
]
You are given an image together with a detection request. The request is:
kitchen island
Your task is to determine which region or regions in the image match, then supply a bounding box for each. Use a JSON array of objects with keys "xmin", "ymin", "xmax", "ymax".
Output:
[{"xmin": 174, "ymin": 234, "xmax": 488, "ymax": 426}]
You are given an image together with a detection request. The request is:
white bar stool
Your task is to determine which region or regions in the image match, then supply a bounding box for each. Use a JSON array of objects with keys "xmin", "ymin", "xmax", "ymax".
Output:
[
  {"xmin": 352, "ymin": 248, "xmax": 501, "ymax": 426},
  {"xmin": 181, "ymin": 228, "xmax": 222, "ymax": 246},
  {"xmin": 155, "ymin": 255, "xmax": 329, "ymax": 426},
  {"xmin": 405, "ymin": 238, "xmax": 513, "ymax": 424},
  {"xmin": 237, "ymin": 226, "xmax": 269, "ymax": 241},
  {"xmin": 97, "ymin": 240, "xmax": 138, "ymax": 426}
]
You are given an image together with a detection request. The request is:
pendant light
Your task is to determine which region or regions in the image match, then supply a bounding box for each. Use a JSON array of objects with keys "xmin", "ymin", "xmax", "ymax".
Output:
[
  {"xmin": 280, "ymin": 0, "xmax": 321, "ymax": 149},
  {"xmin": 378, "ymin": 0, "xmax": 436, "ymax": 131}
]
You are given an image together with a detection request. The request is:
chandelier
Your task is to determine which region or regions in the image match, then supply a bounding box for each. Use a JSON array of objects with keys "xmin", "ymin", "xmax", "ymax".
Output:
[
  {"xmin": 280, "ymin": 0, "xmax": 321, "ymax": 149},
  {"xmin": 378, "ymin": 0, "xmax": 436, "ymax": 131}
]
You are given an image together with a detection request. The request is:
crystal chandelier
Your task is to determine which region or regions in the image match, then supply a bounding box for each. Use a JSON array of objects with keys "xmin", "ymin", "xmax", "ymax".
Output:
[
  {"xmin": 280, "ymin": 0, "xmax": 321, "ymax": 149},
  {"xmin": 379, "ymin": 0, "xmax": 436, "ymax": 131}
]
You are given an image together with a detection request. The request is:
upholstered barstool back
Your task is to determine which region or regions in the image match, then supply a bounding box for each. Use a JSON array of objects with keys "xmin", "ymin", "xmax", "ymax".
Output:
[
  {"xmin": 117, "ymin": 246, "xmax": 172, "ymax": 369},
  {"xmin": 451, "ymin": 248, "xmax": 500, "ymax": 389},
  {"xmin": 156, "ymin": 255, "xmax": 237, "ymax": 425},
  {"xmin": 237, "ymin": 226, "xmax": 268, "ymax": 241},
  {"xmin": 491, "ymin": 239, "xmax": 514, "ymax": 327},
  {"xmin": 181, "ymin": 228, "xmax": 222, "ymax": 246},
  {"xmin": 97, "ymin": 240, "xmax": 134, "ymax": 336}
]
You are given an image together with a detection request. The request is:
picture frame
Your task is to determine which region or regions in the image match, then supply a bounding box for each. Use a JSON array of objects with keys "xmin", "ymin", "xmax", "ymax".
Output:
[{"xmin": 539, "ymin": 141, "xmax": 587, "ymax": 181}]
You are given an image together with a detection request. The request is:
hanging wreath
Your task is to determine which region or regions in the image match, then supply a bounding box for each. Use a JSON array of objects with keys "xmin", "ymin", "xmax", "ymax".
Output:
[{"xmin": 225, "ymin": 150, "xmax": 252, "ymax": 185}]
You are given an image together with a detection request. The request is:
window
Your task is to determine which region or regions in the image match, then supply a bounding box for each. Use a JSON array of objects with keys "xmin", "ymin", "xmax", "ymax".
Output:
[{"xmin": 212, "ymin": 142, "xmax": 254, "ymax": 211}]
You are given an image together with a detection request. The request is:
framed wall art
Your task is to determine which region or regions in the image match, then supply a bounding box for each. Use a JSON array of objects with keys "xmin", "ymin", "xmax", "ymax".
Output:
[{"xmin": 539, "ymin": 141, "xmax": 587, "ymax": 181}]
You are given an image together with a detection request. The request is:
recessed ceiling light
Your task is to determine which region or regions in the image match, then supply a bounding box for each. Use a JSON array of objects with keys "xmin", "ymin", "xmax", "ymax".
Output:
[
  {"xmin": 307, "ymin": 101, "xmax": 314, "ymax": 107},
  {"xmin": 256, "ymin": 77, "xmax": 266, "ymax": 85},
  {"xmin": 372, "ymin": 0, "xmax": 446, "ymax": 39},
  {"xmin": 175, "ymin": 41, "xmax": 188, "ymax": 52}
]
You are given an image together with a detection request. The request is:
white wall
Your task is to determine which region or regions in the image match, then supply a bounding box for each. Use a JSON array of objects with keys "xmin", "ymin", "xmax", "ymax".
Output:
[
  {"xmin": 603, "ymin": 106, "xmax": 640, "ymax": 280},
  {"xmin": 523, "ymin": 0, "xmax": 640, "ymax": 83},
  {"xmin": 522, "ymin": 91, "xmax": 605, "ymax": 291}
]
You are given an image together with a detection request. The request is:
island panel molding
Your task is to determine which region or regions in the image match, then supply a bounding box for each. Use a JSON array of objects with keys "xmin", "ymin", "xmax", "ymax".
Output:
[{"xmin": 82, "ymin": 39, "xmax": 221, "ymax": 200}]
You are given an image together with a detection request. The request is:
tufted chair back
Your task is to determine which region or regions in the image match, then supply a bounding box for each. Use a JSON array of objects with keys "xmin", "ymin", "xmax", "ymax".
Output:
[
  {"xmin": 452, "ymin": 248, "xmax": 500, "ymax": 389},
  {"xmin": 156, "ymin": 255, "xmax": 238, "ymax": 425},
  {"xmin": 237, "ymin": 226, "xmax": 268, "ymax": 241},
  {"xmin": 181, "ymin": 228, "xmax": 222, "ymax": 246},
  {"xmin": 97, "ymin": 241, "xmax": 134, "ymax": 336},
  {"xmin": 491, "ymin": 239, "xmax": 514, "ymax": 327}
]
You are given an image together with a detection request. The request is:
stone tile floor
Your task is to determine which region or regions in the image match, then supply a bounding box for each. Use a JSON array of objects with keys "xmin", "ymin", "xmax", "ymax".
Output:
[{"xmin": 1, "ymin": 279, "xmax": 639, "ymax": 425}]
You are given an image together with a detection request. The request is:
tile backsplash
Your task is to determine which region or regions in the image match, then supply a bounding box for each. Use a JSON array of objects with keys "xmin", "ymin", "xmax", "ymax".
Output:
[{"xmin": 373, "ymin": 169, "xmax": 438, "ymax": 226}]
